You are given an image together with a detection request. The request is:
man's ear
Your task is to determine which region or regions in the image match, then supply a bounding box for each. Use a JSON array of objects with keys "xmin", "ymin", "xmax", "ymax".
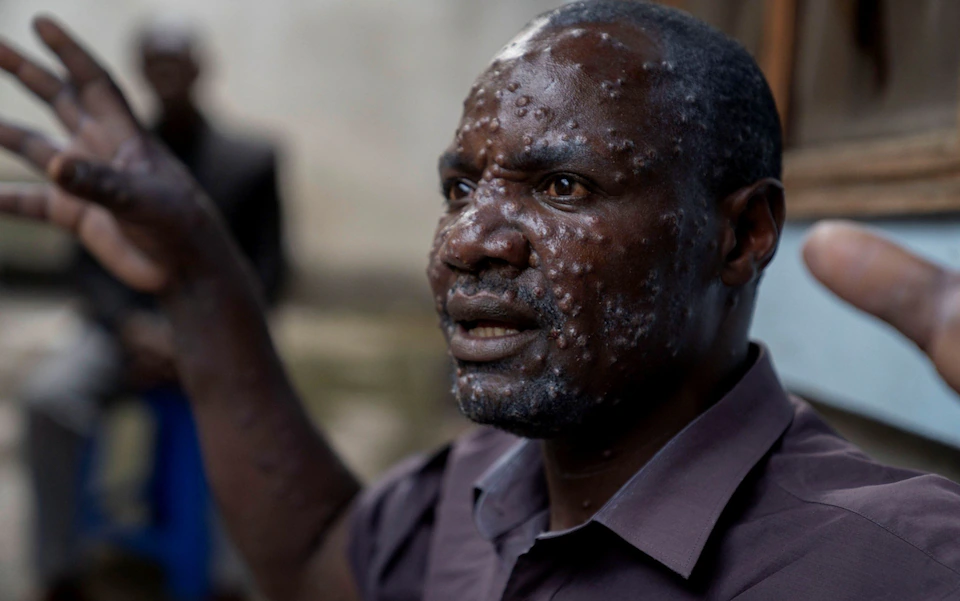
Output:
[{"xmin": 717, "ymin": 178, "xmax": 785, "ymax": 287}]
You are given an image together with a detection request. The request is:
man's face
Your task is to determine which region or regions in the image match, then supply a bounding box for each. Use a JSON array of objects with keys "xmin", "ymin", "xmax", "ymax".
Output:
[
  {"xmin": 428, "ymin": 21, "xmax": 723, "ymax": 438},
  {"xmin": 140, "ymin": 47, "xmax": 198, "ymax": 106}
]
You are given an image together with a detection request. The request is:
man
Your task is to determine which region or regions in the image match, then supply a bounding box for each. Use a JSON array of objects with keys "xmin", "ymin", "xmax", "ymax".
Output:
[
  {"xmin": 0, "ymin": 2, "xmax": 958, "ymax": 600},
  {"xmin": 17, "ymin": 19, "xmax": 285, "ymax": 599}
]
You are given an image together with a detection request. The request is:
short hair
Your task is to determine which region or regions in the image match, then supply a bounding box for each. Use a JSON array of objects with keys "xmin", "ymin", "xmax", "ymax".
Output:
[
  {"xmin": 541, "ymin": 0, "xmax": 782, "ymax": 201},
  {"xmin": 138, "ymin": 14, "xmax": 204, "ymax": 63}
]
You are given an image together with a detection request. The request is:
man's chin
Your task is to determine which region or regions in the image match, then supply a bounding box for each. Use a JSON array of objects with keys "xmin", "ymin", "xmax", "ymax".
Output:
[{"xmin": 452, "ymin": 375, "xmax": 596, "ymax": 439}]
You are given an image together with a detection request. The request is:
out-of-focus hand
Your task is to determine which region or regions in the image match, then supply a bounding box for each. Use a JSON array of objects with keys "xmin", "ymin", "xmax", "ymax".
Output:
[
  {"xmin": 803, "ymin": 220, "xmax": 960, "ymax": 393},
  {"xmin": 0, "ymin": 17, "xmax": 240, "ymax": 294},
  {"xmin": 0, "ymin": 19, "xmax": 362, "ymax": 600}
]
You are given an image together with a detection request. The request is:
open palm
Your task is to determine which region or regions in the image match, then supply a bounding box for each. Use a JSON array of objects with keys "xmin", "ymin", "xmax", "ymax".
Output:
[{"xmin": 0, "ymin": 17, "xmax": 224, "ymax": 293}]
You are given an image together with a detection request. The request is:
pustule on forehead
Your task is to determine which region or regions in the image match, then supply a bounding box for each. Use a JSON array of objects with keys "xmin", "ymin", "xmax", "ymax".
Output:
[
  {"xmin": 463, "ymin": 20, "xmax": 667, "ymax": 118},
  {"xmin": 492, "ymin": 18, "xmax": 665, "ymax": 71},
  {"xmin": 462, "ymin": 20, "xmax": 668, "ymax": 118},
  {"xmin": 451, "ymin": 18, "xmax": 684, "ymax": 187}
]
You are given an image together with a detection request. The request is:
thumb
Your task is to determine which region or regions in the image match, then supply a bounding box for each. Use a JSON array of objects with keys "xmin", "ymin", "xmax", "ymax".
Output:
[
  {"xmin": 48, "ymin": 155, "xmax": 173, "ymax": 292},
  {"xmin": 802, "ymin": 220, "xmax": 944, "ymax": 351},
  {"xmin": 49, "ymin": 154, "xmax": 146, "ymax": 214},
  {"xmin": 803, "ymin": 220, "xmax": 960, "ymax": 392}
]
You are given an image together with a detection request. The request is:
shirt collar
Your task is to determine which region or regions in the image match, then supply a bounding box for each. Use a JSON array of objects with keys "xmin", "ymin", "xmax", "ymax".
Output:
[
  {"xmin": 473, "ymin": 344, "xmax": 794, "ymax": 579},
  {"xmin": 473, "ymin": 437, "xmax": 547, "ymax": 541}
]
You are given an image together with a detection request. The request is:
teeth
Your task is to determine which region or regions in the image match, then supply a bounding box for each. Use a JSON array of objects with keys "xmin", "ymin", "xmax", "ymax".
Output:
[{"xmin": 469, "ymin": 326, "xmax": 520, "ymax": 338}]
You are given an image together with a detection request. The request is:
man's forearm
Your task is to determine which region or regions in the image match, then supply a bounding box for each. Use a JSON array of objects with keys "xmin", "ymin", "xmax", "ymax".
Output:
[
  {"xmin": 0, "ymin": 16, "xmax": 358, "ymax": 599},
  {"xmin": 162, "ymin": 245, "xmax": 360, "ymax": 599}
]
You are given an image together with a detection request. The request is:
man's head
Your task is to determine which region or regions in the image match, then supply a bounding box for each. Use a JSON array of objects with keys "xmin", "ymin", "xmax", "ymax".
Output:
[
  {"xmin": 428, "ymin": 0, "xmax": 785, "ymax": 439},
  {"xmin": 137, "ymin": 17, "xmax": 204, "ymax": 113}
]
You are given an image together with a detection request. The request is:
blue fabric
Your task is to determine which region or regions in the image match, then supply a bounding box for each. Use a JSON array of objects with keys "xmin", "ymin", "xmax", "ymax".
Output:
[{"xmin": 78, "ymin": 387, "xmax": 211, "ymax": 600}]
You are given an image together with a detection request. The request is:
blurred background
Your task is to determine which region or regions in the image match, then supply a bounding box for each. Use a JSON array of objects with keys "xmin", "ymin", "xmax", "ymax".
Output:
[{"xmin": 0, "ymin": 0, "xmax": 957, "ymax": 599}]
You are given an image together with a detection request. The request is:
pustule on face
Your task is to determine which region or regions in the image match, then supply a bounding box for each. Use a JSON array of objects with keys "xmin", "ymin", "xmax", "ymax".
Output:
[
  {"xmin": 452, "ymin": 34, "xmax": 675, "ymax": 196},
  {"xmin": 427, "ymin": 21, "xmax": 714, "ymax": 439}
]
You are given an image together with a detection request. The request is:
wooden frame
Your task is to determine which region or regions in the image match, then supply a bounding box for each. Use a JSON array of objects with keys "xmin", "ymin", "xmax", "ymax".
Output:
[
  {"xmin": 784, "ymin": 131, "xmax": 960, "ymax": 219},
  {"xmin": 663, "ymin": 0, "xmax": 960, "ymax": 220},
  {"xmin": 759, "ymin": 0, "xmax": 960, "ymax": 219},
  {"xmin": 758, "ymin": 0, "xmax": 798, "ymax": 126}
]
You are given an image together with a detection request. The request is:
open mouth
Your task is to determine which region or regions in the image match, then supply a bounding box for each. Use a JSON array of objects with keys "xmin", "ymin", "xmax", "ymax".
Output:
[
  {"xmin": 446, "ymin": 291, "xmax": 541, "ymax": 362},
  {"xmin": 461, "ymin": 319, "xmax": 527, "ymax": 338}
]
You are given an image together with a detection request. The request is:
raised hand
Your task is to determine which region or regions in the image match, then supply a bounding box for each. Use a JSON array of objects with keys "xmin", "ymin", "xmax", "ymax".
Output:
[
  {"xmin": 804, "ymin": 221, "xmax": 960, "ymax": 393},
  {"xmin": 0, "ymin": 16, "xmax": 232, "ymax": 293},
  {"xmin": 0, "ymin": 17, "xmax": 361, "ymax": 600}
]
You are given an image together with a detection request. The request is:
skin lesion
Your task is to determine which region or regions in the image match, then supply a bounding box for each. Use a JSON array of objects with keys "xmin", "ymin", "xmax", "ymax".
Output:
[{"xmin": 0, "ymin": 3, "xmax": 797, "ymax": 596}]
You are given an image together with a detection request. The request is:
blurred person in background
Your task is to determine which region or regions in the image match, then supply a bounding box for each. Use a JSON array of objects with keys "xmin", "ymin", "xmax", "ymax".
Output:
[{"xmin": 18, "ymin": 17, "xmax": 286, "ymax": 601}]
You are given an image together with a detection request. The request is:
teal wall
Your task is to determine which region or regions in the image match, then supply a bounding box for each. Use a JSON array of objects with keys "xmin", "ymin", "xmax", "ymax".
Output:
[{"xmin": 752, "ymin": 220, "xmax": 960, "ymax": 448}]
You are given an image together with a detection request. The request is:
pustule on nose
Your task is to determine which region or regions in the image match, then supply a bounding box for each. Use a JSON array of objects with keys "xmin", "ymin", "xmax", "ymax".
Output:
[
  {"xmin": 474, "ymin": 176, "xmax": 511, "ymax": 200},
  {"xmin": 486, "ymin": 227, "xmax": 531, "ymax": 268},
  {"xmin": 493, "ymin": 236, "xmax": 517, "ymax": 255},
  {"xmin": 440, "ymin": 210, "xmax": 530, "ymax": 271}
]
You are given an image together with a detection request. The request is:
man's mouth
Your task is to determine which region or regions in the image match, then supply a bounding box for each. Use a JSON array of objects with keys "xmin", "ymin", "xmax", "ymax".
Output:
[
  {"xmin": 446, "ymin": 291, "xmax": 540, "ymax": 362},
  {"xmin": 463, "ymin": 320, "xmax": 522, "ymax": 338}
]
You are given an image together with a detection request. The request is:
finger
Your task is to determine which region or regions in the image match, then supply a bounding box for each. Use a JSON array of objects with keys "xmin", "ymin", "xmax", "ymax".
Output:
[
  {"xmin": 0, "ymin": 119, "xmax": 62, "ymax": 171},
  {"xmin": 32, "ymin": 17, "xmax": 105, "ymax": 90},
  {"xmin": 804, "ymin": 220, "xmax": 960, "ymax": 393},
  {"xmin": 48, "ymin": 154, "xmax": 140, "ymax": 213},
  {"xmin": 32, "ymin": 17, "xmax": 138, "ymax": 136},
  {"xmin": 0, "ymin": 173, "xmax": 168, "ymax": 295},
  {"xmin": 0, "ymin": 39, "xmax": 82, "ymax": 131},
  {"xmin": 0, "ymin": 176, "xmax": 167, "ymax": 291},
  {"xmin": 0, "ymin": 182, "xmax": 102, "ymax": 238},
  {"xmin": 803, "ymin": 220, "xmax": 945, "ymax": 352},
  {"xmin": 77, "ymin": 205, "xmax": 169, "ymax": 292},
  {"xmin": 0, "ymin": 182, "xmax": 52, "ymax": 221}
]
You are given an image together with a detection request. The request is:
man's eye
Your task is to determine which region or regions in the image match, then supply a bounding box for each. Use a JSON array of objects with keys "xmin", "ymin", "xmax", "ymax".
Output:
[
  {"xmin": 544, "ymin": 175, "xmax": 589, "ymax": 199},
  {"xmin": 446, "ymin": 179, "xmax": 475, "ymax": 202}
]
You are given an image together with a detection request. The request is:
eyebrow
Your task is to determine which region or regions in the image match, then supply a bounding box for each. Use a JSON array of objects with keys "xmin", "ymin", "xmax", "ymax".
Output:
[
  {"xmin": 508, "ymin": 144, "xmax": 580, "ymax": 172},
  {"xmin": 438, "ymin": 143, "xmax": 583, "ymax": 176}
]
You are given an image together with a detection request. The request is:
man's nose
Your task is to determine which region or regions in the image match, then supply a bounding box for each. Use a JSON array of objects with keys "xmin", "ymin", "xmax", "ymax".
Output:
[{"xmin": 438, "ymin": 199, "xmax": 531, "ymax": 272}]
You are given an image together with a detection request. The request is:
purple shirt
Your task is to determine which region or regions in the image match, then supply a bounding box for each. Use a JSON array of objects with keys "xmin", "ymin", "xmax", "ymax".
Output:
[{"xmin": 349, "ymin": 347, "xmax": 960, "ymax": 599}]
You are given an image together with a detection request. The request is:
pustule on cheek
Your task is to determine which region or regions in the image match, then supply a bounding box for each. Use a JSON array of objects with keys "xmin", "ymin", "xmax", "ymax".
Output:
[{"xmin": 434, "ymin": 24, "xmax": 725, "ymax": 436}]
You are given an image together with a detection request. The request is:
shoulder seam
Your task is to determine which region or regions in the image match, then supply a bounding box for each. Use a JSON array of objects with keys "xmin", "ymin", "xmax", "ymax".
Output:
[{"xmin": 772, "ymin": 478, "xmax": 960, "ymax": 579}]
